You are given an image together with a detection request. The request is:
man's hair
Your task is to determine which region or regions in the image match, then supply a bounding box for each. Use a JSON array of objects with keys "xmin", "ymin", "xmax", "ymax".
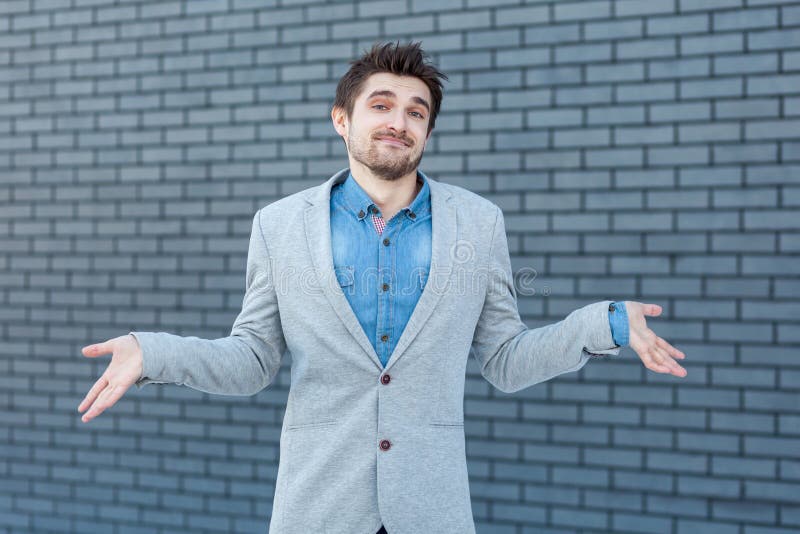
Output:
[{"xmin": 333, "ymin": 41, "xmax": 449, "ymax": 135}]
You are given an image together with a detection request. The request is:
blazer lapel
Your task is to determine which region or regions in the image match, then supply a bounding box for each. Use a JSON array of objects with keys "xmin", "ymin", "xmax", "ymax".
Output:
[
  {"xmin": 303, "ymin": 168, "xmax": 457, "ymax": 372},
  {"xmin": 384, "ymin": 175, "xmax": 455, "ymax": 371}
]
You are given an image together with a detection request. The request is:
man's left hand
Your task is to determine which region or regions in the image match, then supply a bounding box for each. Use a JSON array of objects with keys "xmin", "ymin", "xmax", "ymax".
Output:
[{"xmin": 625, "ymin": 301, "xmax": 687, "ymax": 378}]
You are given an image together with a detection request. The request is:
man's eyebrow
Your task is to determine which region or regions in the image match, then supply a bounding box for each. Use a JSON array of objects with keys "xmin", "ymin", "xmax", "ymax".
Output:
[{"xmin": 366, "ymin": 89, "xmax": 430, "ymax": 113}]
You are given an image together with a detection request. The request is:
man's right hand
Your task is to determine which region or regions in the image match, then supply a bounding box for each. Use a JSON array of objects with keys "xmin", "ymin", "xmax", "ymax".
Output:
[{"xmin": 78, "ymin": 334, "xmax": 143, "ymax": 423}]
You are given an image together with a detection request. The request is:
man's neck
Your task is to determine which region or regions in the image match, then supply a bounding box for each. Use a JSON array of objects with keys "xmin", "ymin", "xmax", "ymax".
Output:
[{"xmin": 349, "ymin": 163, "xmax": 421, "ymax": 222}]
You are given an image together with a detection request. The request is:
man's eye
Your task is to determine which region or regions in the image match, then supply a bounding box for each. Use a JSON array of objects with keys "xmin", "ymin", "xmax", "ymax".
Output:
[
  {"xmin": 410, "ymin": 112, "xmax": 424, "ymax": 118},
  {"xmin": 372, "ymin": 104, "xmax": 387, "ymax": 110}
]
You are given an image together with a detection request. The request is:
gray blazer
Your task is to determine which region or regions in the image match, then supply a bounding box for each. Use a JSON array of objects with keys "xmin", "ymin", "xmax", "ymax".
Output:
[{"xmin": 131, "ymin": 168, "xmax": 621, "ymax": 534}]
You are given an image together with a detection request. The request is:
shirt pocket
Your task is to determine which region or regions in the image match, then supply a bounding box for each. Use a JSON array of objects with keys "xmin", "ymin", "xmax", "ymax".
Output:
[{"xmin": 334, "ymin": 265, "xmax": 354, "ymax": 289}]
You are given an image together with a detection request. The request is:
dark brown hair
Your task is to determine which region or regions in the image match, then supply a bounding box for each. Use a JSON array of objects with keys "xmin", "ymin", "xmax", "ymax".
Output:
[{"xmin": 333, "ymin": 41, "xmax": 449, "ymax": 135}]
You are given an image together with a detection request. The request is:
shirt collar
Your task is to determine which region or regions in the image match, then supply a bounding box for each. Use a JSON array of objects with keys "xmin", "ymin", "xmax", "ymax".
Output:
[{"xmin": 338, "ymin": 170, "xmax": 431, "ymax": 223}]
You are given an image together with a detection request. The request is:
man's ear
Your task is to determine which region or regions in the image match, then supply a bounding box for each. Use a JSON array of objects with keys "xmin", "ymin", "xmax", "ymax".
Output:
[{"xmin": 331, "ymin": 106, "xmax": 347, "ymax": 137}]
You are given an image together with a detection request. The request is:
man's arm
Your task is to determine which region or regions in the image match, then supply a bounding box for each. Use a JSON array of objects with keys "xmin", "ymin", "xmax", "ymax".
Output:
[
  {"xmin": 130, "ymin": 208, "xmax": 287, "ymax": 395},
  {"xmin": 469, "ymin": 207, "xmax": 621, "ymax": 394}
]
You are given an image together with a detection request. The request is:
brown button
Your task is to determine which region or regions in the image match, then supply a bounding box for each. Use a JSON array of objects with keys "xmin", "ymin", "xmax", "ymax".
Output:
[
  {"xmin": 608, "ymin": 303, "xmax": 616, "ymax": 312},
  {"xmin": 380, "ymin": 334, "xmax": 389, "ymax": 342},
  {"xmin": 383, "ymin": 238, "xmax": 390, "ymax": 246},
  {"xmin": 408, "ymin": 211, "xmax": 416, "ymax": 219},
  {"xmin": 379, "ymin": 439, "xmax": 391, "ymax": 451},
  {"xmin": 358, "ymin": 209, "xmax": 365, "ymax": 218},
  {"xmin": 382, "ymin": 283, "xmax": 389, "ymax": 291},
  {"xmin": 381, "ymin": 374, "xmax": 391, "ymax": 385}
]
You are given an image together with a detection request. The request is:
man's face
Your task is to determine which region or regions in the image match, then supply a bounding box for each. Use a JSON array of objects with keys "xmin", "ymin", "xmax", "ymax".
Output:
[{"xmin": 333, "ymin": 72, "xmax": 432, "ymax": 181}]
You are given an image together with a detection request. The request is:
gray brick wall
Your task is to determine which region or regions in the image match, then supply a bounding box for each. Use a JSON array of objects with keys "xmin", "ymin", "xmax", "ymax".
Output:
[{"xmin": 1, "ymin": 0, "xmax": 799, "ymax": 532}]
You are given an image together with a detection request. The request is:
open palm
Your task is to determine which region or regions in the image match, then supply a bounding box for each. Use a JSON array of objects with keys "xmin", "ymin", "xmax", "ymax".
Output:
[
  {"xmin": 78, "ymin": 334, "xmax": 143, "ymax": 423},
  {"xmin": 626, "ymin": 302, "xmax": 687, "ymax": 377}
]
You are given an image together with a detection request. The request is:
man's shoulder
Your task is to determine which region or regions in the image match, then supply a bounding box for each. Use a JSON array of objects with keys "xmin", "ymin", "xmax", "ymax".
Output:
[
  {"xmin": 437, "ymin": 179, "xmax": 501, "ymax": 217},
  {"xmin": 256, "ymin": 181, "xmax": 322, "ymax": 218}
]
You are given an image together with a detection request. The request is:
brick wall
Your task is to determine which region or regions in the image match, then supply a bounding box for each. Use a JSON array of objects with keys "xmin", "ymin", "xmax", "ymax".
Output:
[{"xmin": 1, "ymin": 0, "xmax": 799, "ymax": 532}]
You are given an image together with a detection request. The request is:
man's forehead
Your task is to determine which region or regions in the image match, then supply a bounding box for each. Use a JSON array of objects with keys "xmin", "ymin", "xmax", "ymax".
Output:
[{"xmin": 359, "ymin": 74, "xmax": 430, "ymax": 101}]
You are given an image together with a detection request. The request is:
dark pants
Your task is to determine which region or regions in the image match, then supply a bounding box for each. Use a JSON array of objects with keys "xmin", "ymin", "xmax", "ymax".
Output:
[{"xmin": 376, "ymin": 526, "xmax": 387, "ymax": 534}]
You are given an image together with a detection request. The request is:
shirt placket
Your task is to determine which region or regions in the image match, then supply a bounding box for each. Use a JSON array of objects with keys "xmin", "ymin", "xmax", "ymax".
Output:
[{"xmin": 372, "ymin": 206, "xmax": 393, "ymax": 365}]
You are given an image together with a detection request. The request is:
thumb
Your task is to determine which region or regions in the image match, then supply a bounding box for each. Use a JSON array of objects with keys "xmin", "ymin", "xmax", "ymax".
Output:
[
  {"xmin": 643, "ymin": 303, "xmax": 662, "ymax": 316},
  {"xmin": 81, "ymin": 340, "xmax": 113, "ymax": 358}
]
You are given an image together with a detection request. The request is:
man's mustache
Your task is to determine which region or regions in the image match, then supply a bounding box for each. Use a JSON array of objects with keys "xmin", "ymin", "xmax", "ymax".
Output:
[{"xmin": 373, "ymin": 132, "xmax": 413, "ymax": 146}]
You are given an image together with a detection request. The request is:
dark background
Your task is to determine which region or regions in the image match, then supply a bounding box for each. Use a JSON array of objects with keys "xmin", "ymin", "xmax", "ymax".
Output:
[{"xmin": 1, "ymin": 0, "xmax": 799, "ymax": 532}]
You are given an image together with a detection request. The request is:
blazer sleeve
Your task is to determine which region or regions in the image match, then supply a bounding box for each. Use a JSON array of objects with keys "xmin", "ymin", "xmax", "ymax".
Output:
[
  {"xmin": 130, "ymin": 208, "xmax": 287, "ymax": 396},
  {"xmin": 469, "ymin": 207, "xmax": 621, "ymax": 393}
]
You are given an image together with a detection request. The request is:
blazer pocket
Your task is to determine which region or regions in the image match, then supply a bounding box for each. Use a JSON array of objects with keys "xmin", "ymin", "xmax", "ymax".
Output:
[
  {"xmin": 285, "ymin": 419, "xmax": 338, "ymax": 432},
  {"xmin": 429, "ymin": 421, "xmax": 464, "ymax": 428}
]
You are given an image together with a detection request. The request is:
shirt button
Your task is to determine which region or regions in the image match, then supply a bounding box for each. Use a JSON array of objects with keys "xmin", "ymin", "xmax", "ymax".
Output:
[
  {"xmin": 358, "ymin": 209, "xmax": 365, "ymax": 218},
  {"xmin": 383, "ymin": 238, "xmax": 390, "ymax": 246},
  {"xmin": 382, "ymin": 283, "xmax": 389, "ymax": 291},
  {"xmin": 381, "ymin": 374, "xmax": 391, "ymax": 385},
  {"xmin": 408, "ymin": 211, "xmax": 416, "ymax": 219},
  {"xmin": 379, "ymin": 439, "xmax": 391, "ymax": 451},
  {"xmin": 381, "ymin": 334, "xmax": 389, "ymax": 342}
]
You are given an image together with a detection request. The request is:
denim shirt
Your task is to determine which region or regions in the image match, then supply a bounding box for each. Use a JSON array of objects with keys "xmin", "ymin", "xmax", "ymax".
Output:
[
  {"xmin": 330, "ymin": 170, "xmax": 628, "ymax": 368},
  {"xmin": 330, "ymin": 171, "xmax": 432, "ymax": 367}
]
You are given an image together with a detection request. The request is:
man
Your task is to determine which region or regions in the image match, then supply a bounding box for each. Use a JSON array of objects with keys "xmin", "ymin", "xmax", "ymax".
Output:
[{"xmin": 78, "ymin": 41, "xmax": 687, "ymax": 534}]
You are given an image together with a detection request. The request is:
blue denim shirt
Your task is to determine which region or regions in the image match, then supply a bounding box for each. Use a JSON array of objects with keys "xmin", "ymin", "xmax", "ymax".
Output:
[
  {"xmin": 330, "ymin": 170, "xmax": 628, "ymax": 368},
  {"xmin": 330, "ymin": 171, "xmax": 432, "ymax": 367}
]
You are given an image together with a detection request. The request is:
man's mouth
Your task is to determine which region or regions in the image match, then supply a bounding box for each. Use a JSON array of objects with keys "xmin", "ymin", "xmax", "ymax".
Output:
[{"xmin": 376, "ymin": 136, "xmax": 410, "ymax": 147}]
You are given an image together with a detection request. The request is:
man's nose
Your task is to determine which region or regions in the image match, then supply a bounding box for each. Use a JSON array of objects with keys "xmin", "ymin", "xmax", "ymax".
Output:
[{"xmin": 386, "ymin": 109, "xmax": 407, "ymax": 133}]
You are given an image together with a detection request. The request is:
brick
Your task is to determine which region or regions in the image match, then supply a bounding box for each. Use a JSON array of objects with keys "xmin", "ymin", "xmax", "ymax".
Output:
[
  {"xmin": 747, "ymin": 74, "xmax": 800, "ymax": 95},
  {"xmin": 525, "ymin": 65, "xmax": 583, "ymax": 86},
  {"xmin": 649, "ymin": 57, "xmax": 710, "ymax": 79},
  {"xmin": 749, "ymin": 28, "xmax": 800, "ymax": 51},
  {"xmin": 649, "ymin": 145, "xmax": 710, "ymax": 165},
  {"xmin": 524, "ymin": 24, "xmax": 581, "ymax": 45},
  {"xmin": 587, "ymin": 105, "xmax": 645, "ymax": 125},
  {"xmin": 681, "ymin": 77, "xmax": 743, "ymax": 98},
  {"xmin": 617, "ymin": 81, "xmax": 677, "ymax": 103},
  {"xmin": 496, "ymin": 5, "xmax": 549, "ymax": 27},
  {"xmin": 679, "ymin": 123, "xmax": 739, "ymax": 143},
  {"xmin": 587, "ymin": 62, "xmax": 645, "ymax": 83},
  {"xmin": 650, "ymin": 102, "xmax": 711, "ymax": 122},
  {"xmin": 647, "ymin": 13, "xmax": 709, "ymax": 35},
  {"xmin": 618, "ymin": 37, "xmax": 678, "ymax": 59},
  {"xmin": 555, "ymin": 43, "xmax": 612, "ymax": 64}
]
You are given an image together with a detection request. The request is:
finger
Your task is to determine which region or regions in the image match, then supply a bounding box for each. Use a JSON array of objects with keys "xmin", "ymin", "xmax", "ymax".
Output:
[
  {"xmin": 643, "ymin": 346, "xmax": 677, "ymax": 375},
  {"xmin": 81, "ymin": 383, "xmax": 118, "ymax": 423},
  {"xmin": 652, "ymin": 345, "xmax": 687, "ymax": 377},
  {"xmin": 82, "ymin": 341, "xmax": 114, "ymax": 358},
  {"xmin": 656, "ymin": 336, "xmax": 686, "ymax": 359},
  {"xmin": 78, "ymin": 375, "xmax": 108, "ymax": 413},
  {"xmin": 642, "ymin": 303, "xmax": 663, "ymax": 317},
  {"xmin": 640, "ymin": 349, "xmax": 668, "ymax": 374}
]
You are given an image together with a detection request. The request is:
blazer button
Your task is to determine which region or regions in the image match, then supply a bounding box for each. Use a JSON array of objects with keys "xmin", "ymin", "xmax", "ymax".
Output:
[
  {"xmin": 381, "ymin": 374, "xmax": 391, "ymax": 385},
  {"xmin": 379, "ymin": 439, "xmax": 391, "ymax": 451},
  {"xmin": 608, "ymin": 303, "xmax": 616, "ymax": 312}
]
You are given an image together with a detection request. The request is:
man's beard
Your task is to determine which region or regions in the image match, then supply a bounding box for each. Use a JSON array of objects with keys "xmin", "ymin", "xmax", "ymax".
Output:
[{"xmin": 348, "ymin": 129, "xmax": 424, "ymax": 181}]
